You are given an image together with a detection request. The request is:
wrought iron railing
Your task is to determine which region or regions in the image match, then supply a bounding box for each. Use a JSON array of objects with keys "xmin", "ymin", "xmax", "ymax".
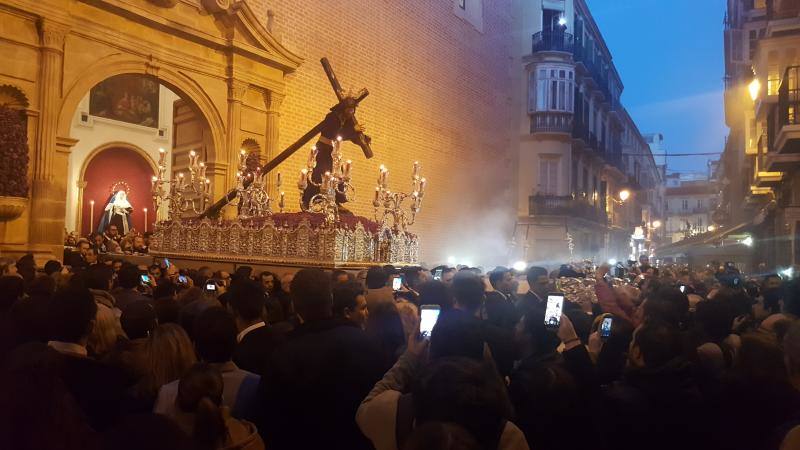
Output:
[
  {"xmin": 529, "ymin": 194, "xmax": 608, "ymax": 224},
  {"xmin": 530, "ymin": 111, "xmax": 573, "ymax": 134},
  {"xmin": 532, "ymin": 31, "xmax": 574, "ymax": 54}
]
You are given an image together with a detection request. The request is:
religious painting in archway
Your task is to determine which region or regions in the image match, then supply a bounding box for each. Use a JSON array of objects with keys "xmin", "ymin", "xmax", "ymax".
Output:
[
  {"xmin": 89, "ymin": 74, "xmax": 160, "ymax": 127},
  {"xmin": 81, "ymin": 147, "xmax": 155, "ymax": 236}
]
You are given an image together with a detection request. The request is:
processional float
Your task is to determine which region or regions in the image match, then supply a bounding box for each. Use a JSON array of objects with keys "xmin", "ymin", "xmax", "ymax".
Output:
[{"xmin": 148, "ymin": 59, "xmax": 423, "ymax": 267}]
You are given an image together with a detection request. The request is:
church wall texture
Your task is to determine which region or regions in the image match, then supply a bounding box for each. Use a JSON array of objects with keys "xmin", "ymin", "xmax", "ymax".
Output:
[{"xmin": 247, "ymin": 0, "xmax": 516, "ymax": 265}]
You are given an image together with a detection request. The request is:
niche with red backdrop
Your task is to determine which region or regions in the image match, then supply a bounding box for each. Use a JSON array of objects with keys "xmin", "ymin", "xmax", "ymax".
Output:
[{"xmin": 81, "ymin": 147, "xmax": 155, "ymax": 236}]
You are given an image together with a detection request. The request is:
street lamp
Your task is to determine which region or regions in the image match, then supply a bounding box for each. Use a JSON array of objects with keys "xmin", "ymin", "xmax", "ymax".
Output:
[
  {"xmin": 708, "ymin": 225, "xmax": 716, "ymax": 232},
  {"xmin": 652, "ymin": 220, "xmax": 662, "ymax": 229},
  {"xmin": 618, "ymin": 189, "xmax": 630, "ymax": 202},
  {"xmin": 749, "ymin": 78, "xmax": 761, "ymax": 101}
]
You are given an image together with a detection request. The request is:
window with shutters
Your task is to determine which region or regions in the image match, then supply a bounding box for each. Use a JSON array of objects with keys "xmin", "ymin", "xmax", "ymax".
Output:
[
  {"xmin": 531, "ymin": 65, "xmax": 574, "ymax": 113},
  {"xmin": 539, "ymin": 158, "xmax": 559, "ymax": 195}
]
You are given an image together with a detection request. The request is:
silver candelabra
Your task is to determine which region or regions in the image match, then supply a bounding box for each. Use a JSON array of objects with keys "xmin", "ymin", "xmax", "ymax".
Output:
[
  {"xmin": 297, "ymin": 137, "xmax": 355, "ymax": 225},
  {"xmin": 373, "ymin": 161, "xmax": 426, "ymax": 232},
  {"xmin": 151, "ymin": 148, "xmax": 212, "ymax": 220},
  {"xmin": 235, "ymin": 149, "xmax": 285, "ymax": 218}
]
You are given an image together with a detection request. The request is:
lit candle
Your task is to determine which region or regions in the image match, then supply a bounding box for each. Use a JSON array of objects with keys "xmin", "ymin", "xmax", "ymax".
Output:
[
  {"xmin": 178, "ymin": 173, "xmax": 185, "ymax": 189},
  {"xmin": 344, "ymin": 160, "xmax": 352, "ymax": 178},
  {"xmin": 322, "ymin": 171, "xmax": 331, "ymax": 191},
  {"xmin": 413, "ymin": 161, "xmax": 420, "ymax": 179},
  {"xmin": 205, "ymin": 178, "xmax": 211, "ymax": 194},
  {"xmin": 373, "ymin": 186, "xmax": 380, "ymax": 205},
  {"xmin": 381, "ymin": 168, "xmax": 388, "ymax": 187},
  {"xmin": 89, "ymin": 200, "xmax": 95, "ymax": 232},
  {"xmin": 151, "ymin": 176, "xmax": 158, "ymax": 191},
  {"xmin": 189, "ymin": 150, "xmax": 197, "ymax": 168},
  {"xmin": 239, "ymin": 149, "xmax": 247, "ymax": 167},
  {"xmin": 419, "ymin": 177, "xmax": 427, "ymax": 193},
  {"xmin": 298, "ymin": 169, "xmax": 308, "ymax": 190},
  {"xmin": 279, "ymin": 191, "xmax": 285, "ymax": 210},
  {"xmin": 199, "ymin": 162, "xmax": 206, "ymax": 179},
  {"xmin": 308, "ymin": 146, "xmax": 318, "ymax": 168},
  {"xmin": 158, "ymin": 147, "xmax": 166, "ymax": 165},
  {"xmin": 143, "ymin": 208, "xmax": 148, "ymax": 232}
]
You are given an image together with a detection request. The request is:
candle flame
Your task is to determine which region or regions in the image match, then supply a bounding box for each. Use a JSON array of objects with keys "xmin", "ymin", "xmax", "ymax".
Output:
[
  {"xmin": 189, "ymin": 150, "xmax": 196, "ymax": 157},
  {"xmin": 159, "ymin": 148, "xmax": 165, "ymax": 153}
]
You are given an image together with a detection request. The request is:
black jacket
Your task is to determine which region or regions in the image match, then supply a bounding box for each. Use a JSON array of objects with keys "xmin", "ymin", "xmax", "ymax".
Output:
[
  {"xmin": 255, "ymin": 318, "xmax": 384, "ymax": 450},
  {"xmin": 233, "ymin": 325, "xmax": 285, "ymax": 376},
  {"xmin": 484, "ymin": 291, "xmax": 520, "ymax": 330}
]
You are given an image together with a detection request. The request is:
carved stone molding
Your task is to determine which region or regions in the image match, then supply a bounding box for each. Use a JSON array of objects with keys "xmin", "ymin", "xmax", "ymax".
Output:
[
  {"xmin": 37, "ymin": 19, "xmax": 69, "ymax": 52},
  {"xmin": 202, "ymin": 0, "xmax": 231, "ymax": 14},
  {"xmin": 228, "ymin": 80, "xmax": 249, "ymax": 102},
  {"xmin": 263, "ymin": 90, "xmax": 285, "ymax": 112}
]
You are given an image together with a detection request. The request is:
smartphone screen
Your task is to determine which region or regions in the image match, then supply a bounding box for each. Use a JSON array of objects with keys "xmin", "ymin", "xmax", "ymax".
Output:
[
  {"xmin": 205, "ymin": 282, "xmax": 216, "ymax": 291},
  {"xmin": 544, "ymin": 293, "xmax": 564, "ymax": 329},
  {"xmin": 679, "ymin": 285, "xmax": 686, "ymax": 293},
  {"xmin": 140, "ymin": 274, "xmax": 151, "ymax": 284},
  {"xmin": 420, "ymin": 305, "xmax": 441, "ymax": 338},
  {"xmin": 163, "ymin": 258, "xmax": 171, "ymax": 268},
  {"xmin": 433, "ymin": 269, "xmax": 443, "ymax": 281},
  {"xmin": 600, "ymin": 316, "xmax": 613, "ymax": 340},
  {"xmin": 178, "ymin": 275, "xmax": 188, "ymax": 284},
  {"xmin": 392, "ymin": 276, "xmax": 403, "ymax": 291}
]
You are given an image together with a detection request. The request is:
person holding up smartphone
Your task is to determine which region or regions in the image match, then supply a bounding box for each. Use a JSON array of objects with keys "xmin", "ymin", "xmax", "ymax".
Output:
[{"xmin": 594, "ymin": 264, "xmax": 637, "ymax": 325}]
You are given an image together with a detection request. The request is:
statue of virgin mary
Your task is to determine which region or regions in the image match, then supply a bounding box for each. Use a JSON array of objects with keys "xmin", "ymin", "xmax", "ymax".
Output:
[{"xmin": 97, "ymin": 190, "xmax": 134, "ymax": 235}]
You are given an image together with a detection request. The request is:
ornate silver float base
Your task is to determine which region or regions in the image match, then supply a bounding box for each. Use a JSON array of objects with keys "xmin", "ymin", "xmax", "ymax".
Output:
[{"xmin": 148, "ymin": 215, "xmax": 419, "ymax": 268}]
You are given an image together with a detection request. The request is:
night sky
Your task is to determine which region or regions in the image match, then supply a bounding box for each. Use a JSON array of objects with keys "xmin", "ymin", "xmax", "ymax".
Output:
[{"xmin": 586, "ymin": 0, "xmax": 727, "ymax": 175}]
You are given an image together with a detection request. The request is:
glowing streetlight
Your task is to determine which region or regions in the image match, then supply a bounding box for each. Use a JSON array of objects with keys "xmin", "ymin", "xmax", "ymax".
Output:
[
  {"xmin": 618, "ymin": 189, "xmax": 630, "ymax": 202},
  {"xmin": 652, "ymin": 220, "xmax": 662, "ymax": 229},
  {"xmin": 512, "ymin": 261, "xmax": 527, "ymax": 272},
  {"xmin": 558, "ymin": 16, "xmax": 567, "ymax": 26},
  {"xmin": 749, "ymin": 78, "xmax": 761, "ymax": 101},
  {"xmin": 742, "ymin": 236, "xmax": 753, "ymax": 247},
  {"xmin": 608, "ymin": 258, "xmax": 617, "ymax": 266},
  {"xmin": 708, "ymin": 225, "xmax": 716, "ymax": 232}
]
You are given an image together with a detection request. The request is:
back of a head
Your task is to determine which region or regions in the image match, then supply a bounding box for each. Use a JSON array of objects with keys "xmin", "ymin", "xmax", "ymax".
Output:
[
  {"xmin": 117, "ymin": 264, "xmax": 141, "ymax": 290},
  {"xmin": 366, "ymin": 266, "xmax": 389, "ymax": 289},
  {"xmin": 291, "ymin": 268, "xmax": 332, "ymax": 320},
  {"xmin": 634, "ymin": 322, "xmax": 685, "ymax": 368},
  {"xmin": 228, "ymin": 280, "xmax": 266, "ymax": 322},
  {"xmin": 412, "ymin": 357, "xmax": 511, "ymax": 450},
  {"xmin": 233, "ymin": 266, "xmax": 253, "ymax": 284},
  {"xmin": 43, "ymin": 260, "xmax": 62, "ymax": 276},
  {"xmin": 644, "ymin": 287, "xmax": 689, "ymax": 328},
  {"xmin": 147, "ymin": 324, "xmax": 197, "ymax": 389},
  {"xmin": 121, "ymin": 301, "xmax": 157, "ymax": 340},
  {"xmin": 526, "ymin": 266, "xmax": 548, "ymax": 286},
  {"xmin": 418, "ymin": 280, "xmax": 453, "ymax": 310},
  {"xmin": 451, "ymin": 272, "xmax": 484, "ymax": 314},
  {"xmin": 0, "ymin": 275, "xmax": 25, "ymax": 312},
  {"xmin": 430, "ymin": 311, "xmax": 485, "ymax": 361},
  {"xmin": 193, "ymin": 307, "xmax": 237, "ymax": 363},
  {"xmin": 153, "ymin": 280, "xmax": 178, "ymax": 300},
  {"xmin": 402, "ymin": 422, "xmax": 481, "ymax": 450},
  {"xmin": 28, "ymin": 274, "xmax": 56, "ymax": 298},
  {"xmin": 694, "ymin": 299, "xmax": 734, "ymax": 342},
  {"xmin": 176, "ymin": 363, "xmax": 226, "ymax": 450},
  {"xmin": 85, "ymin": 264, "xmax": 114, "ymax": 291},
  {"xmin": 178, "ymin": 297, "xmax": 220, "ymax": 341},
  {"xmin": 48, "ymin": 287, "xmax": 97, "ymax": 343},
  {"xmin": 488, "ymin": 268, "xmax": 508, "ymax": 289},
  {"xmin": 332, "ymin": 281, "xmax": 365, "ymax": 317}
]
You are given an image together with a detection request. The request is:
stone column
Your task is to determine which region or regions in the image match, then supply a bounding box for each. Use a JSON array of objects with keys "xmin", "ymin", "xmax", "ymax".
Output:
[
  {"xmin": 263, "ymin": 90, "xmax": 284, "ymax": 196},
  {"xmin": 223, "ymin": 80, "xmax": 248, "ymax": 219},
  {"xmin": 29, "ymin": 19, "xmax": 70, "ymax": 261}
]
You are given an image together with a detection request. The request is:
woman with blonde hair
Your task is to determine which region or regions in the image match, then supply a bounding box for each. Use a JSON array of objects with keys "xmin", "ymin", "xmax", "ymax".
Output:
[
  {"xmin": 132, "ymin": 323, "xmax": 197, "ymax": 409},
  {"xmin": 87, "ymin": 303, "xmax": 125, "ymax": 358}
]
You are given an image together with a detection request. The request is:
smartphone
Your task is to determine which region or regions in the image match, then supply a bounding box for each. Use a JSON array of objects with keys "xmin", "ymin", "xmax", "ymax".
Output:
[
  {"xmin": 544, "ymin": 293, "xmax": 564, "ymax": 329},
  {"xmin": 163, "ymin": 258, "xmax": 171, "ymax": 268},
  {"xmin": 392, "ymin": 275, "xmax": 403, "ymax": 291},
  {"xmin": 679, "ymin": 285, "xmax": 686, "ymax": 294},
  {"xmin": 419, "ymin": 304, "xmax": 441, "ymax": 339},
  {"xmin": 178, "ymin": 275, "xmax": 188, "ymax": 284},
  {"xmin": 205, "ymin": 282, "xmax": 217, "ymax": 291},
  {"xmin": 433, "ymin": 269, "xmax": 443, "ymax": 281},
  {"xmin": 600, "ymin": 316, "xmax": 613, "ymax": 341},
  {"xmin": 140, "ymin": 274, "xmax": 151, "ymax": 285}
]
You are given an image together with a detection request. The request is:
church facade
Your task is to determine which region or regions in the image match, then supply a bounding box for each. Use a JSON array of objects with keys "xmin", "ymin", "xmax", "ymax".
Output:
[{"xmin": 0, "ymin": 0, "xmax": 516, "ymax": 265}]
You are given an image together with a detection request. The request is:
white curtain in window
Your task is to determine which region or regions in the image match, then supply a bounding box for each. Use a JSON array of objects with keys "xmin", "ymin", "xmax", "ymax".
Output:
[
  {"xmin": 539, "ymin": 158, "xmax": 559, "ymax": 195},
  {"xmin": 531, "ymin": 65, "xmax": 575, "ymax": 113}
]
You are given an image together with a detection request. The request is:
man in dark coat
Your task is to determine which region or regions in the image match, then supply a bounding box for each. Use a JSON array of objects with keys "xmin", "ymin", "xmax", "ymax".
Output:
[
  {"xmin": 516, "ymin": 266, "xmax": 550, "ymax": 318},
  {"xmin": 255, "ymin": 269, "xmax": 384, "ymax": 450}
]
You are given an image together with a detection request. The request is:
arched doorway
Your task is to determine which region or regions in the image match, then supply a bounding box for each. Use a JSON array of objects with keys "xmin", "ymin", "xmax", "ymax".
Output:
[{"xmin": 79, "ymin": 145, "xmax": 155, "ymax": 236}]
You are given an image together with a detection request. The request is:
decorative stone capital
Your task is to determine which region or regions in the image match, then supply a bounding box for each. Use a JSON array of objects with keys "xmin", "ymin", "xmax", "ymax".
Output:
[
  {"xmin": 263, "ymin": 90, "xmax": 285, "ymax": 112},
  {"xmin": 229, "ymin": 80, "xmax": 249, "ymax": 102},
  {"xmin": 145, "ymin": 58, "xmax": 161, "ymax": 77},
  {"xmin": 37, "ymin": 19, "xmax": 69, "ymax": 52}
]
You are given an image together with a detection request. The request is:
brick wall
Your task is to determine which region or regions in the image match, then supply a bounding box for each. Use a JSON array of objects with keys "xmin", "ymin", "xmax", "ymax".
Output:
[{"xmin": 246, "ymin": 0, "xmax": 515, "ymax": 266}]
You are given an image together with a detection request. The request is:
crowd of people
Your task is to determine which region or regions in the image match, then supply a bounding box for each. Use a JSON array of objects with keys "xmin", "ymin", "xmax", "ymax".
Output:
[
  {"xmin": 2, "ymin": 250, "xmax": 800, "ymax": 450},
  {"xmin": 64, "ymin": 225, "xmax": 152, "ymax": 267}
]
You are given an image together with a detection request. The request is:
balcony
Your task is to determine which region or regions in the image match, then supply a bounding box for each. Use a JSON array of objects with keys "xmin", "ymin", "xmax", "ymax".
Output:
[
  {"xmin": 773, "ymin": 65, "xmax": 800, "ymax": 154},
  {"xmin": 532, "ymin": 31, "xmax": 574, "ymax": 54},
  {"xmin": 572, "ymin": 45, "xmax": 612, "ymax": 100},
  {"xmin": 530, "ymin": 111, "xmax": 573, "ymax": 134},
  {"xmin": 529, "ymin": 195, "xmax": 608, "ymax": 224}
]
